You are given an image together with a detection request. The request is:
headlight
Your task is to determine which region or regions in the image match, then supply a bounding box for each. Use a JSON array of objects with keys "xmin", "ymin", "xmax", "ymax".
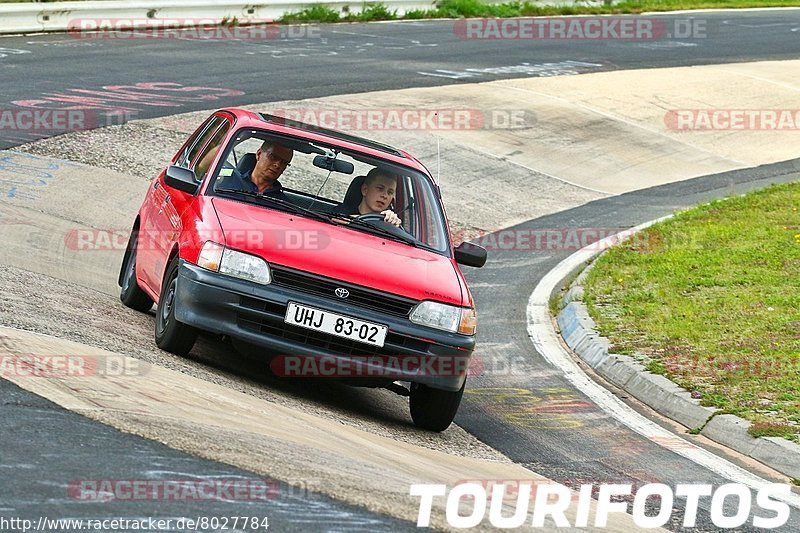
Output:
[
  {"xmin": 197, "ymin": 241, "xmax": 271, "ymax": 285},
  {"xmin": 410, "ymin": 301, "xmax": 477, "ymax": 335}
]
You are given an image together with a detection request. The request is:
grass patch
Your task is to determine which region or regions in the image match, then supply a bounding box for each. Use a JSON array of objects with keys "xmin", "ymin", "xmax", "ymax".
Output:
[
  {"xmin": 549, "ymin": 264, "xmax": 587, "ymax": 316},
  {"xmin": 549, "ymin": 291, "xmax": 563, "ymax": 317},
  {"xmin": 750, "ymin": 420, "xmax": 796, "ymax": 438},
  {"xmin": 345, "ymin": 3, "xmax": 399, "ymax": 21},
  {"xmin": 279, "ymin": 5, "xmax": 341, "ymax": 23},
  {"xmin": 583, "ymin": 183, "xmax": 800, "ymax": 442},
  {"xmin": 276, "ymin": 0, "xmax": 800, "ymax": 24}
]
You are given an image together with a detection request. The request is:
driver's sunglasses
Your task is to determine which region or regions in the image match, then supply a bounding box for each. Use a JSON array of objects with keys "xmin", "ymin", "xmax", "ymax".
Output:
[{"xmin": 264, "ymin": 151, "xmax": 291, "ymax": 168}]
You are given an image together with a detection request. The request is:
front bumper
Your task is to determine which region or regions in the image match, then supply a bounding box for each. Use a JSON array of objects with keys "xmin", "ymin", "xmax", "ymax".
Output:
[{"xmin": 174, "ymin": 260, "xmax": 474, "ymax": 391}]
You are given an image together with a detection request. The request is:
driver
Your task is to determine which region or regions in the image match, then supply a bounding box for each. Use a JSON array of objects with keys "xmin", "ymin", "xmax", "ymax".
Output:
[
  {"xmin": 217, "ymin": 141, "xmax": 293, "ymax": 200},
  {"xmin": 334, "ymin": 168, "xmax": 402, "ymax": 227}
]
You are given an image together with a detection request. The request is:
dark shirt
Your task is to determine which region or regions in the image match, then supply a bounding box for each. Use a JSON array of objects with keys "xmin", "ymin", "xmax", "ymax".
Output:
[
  {"xmin": 331, "ymin": 201, "xmax": 360, "ymax": 217},
  {"xmin": 216, "ymin": 166, "xmax": 289, "ymax": 202}
]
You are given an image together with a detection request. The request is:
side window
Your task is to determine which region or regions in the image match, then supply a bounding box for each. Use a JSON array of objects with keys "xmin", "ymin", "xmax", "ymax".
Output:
[
  {"xmin": 399, "ymin": 175, "xmax": 416, "ymax": 236},
  {"xmin": 192, "ymin": 122, "xmax": 230, "ymax": 182},
  {"xmin": 175, "ymin": 116, "xmax": 224, "ymax": 168},
  {"xmin": 415, "ymin": 178, "xmax": 448, "ymax": 252}
]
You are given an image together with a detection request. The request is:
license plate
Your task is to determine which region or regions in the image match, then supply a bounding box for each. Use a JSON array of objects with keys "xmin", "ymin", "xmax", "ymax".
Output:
[{"xmin": 285, "ymin": 302, "xmax": 388, "ymax": 347}]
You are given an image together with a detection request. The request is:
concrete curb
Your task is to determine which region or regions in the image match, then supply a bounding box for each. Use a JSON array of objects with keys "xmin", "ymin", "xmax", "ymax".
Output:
[{"xmin": 555, "ymin": 240, "xmax": 800, "ymax": 480}]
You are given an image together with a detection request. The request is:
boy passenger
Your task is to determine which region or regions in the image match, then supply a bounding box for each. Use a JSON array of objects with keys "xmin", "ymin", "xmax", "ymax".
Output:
[{"xmin": 334, "ymin": 168, "xmax": 402, "ymax": 226}]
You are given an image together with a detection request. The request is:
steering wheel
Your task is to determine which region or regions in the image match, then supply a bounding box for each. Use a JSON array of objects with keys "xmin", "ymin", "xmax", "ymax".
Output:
[
  {"xmin": 356, "ymin": 213, "xmax": 387, "ymax": 223},
  {"xmin": 356, "ymin": 212, "xmax": 415, "ymax": 239}
]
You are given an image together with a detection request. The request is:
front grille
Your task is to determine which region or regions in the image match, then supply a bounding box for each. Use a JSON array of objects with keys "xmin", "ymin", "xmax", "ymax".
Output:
[
  {"xmin": 238, "ymin": 296, "xmax": 430, "ymax": 357},
  {"xmin": 270, "ymin": 265, "xmax": 416, "ymax": 317}
]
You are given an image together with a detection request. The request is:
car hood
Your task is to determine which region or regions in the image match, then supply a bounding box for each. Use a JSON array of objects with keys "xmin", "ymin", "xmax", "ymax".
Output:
[{"xmin": 211, "ymin": 198, "xmax": 463, "ymax": 305}]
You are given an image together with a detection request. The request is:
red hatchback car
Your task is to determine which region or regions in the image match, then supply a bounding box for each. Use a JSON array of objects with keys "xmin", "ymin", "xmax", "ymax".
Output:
[{"xmin": 118, "ymin": 109, "xmax": 486, "ymax": 431}]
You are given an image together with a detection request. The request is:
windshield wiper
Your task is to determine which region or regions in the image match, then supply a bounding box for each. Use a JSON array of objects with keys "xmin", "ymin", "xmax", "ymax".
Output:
[{"xmin": 215, "ymin": 188, "xmax": 335, "ymax": 225}]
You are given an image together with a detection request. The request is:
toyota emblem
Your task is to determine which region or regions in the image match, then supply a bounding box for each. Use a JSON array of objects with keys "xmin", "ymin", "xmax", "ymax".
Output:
[{"xmin": 335, "ymin": 288, "xmax": 350, "ymax": 299}]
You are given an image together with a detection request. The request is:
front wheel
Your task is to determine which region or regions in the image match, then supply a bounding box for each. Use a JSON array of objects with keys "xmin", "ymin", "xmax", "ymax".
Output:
[
  {"xmin": 119, "ymin": 229, "xmax": 154, "ymax": 312},
  {"xmin": 155, "ymin": 257, "xmax": 198, "ymax": 356},
  {"xmin": 409, "ymin": 380, "xmax": 465, "ymax": 432}
]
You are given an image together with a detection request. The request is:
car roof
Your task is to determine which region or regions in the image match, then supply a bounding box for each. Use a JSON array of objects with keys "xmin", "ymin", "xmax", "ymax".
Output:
[{"xmin": 218, "ymin": 108, "xmax": 432, "ymax": 176}]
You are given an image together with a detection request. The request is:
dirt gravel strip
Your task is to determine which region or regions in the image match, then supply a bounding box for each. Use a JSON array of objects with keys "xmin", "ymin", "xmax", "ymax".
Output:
[{"xmin": 0, "ymin": 326, "xmax": 651, "ymax": 532}]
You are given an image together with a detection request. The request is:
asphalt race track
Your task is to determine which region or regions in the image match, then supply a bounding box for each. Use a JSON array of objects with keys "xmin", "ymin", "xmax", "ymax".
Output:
[
  {"xmin": 0, "ymin": 378, "xmax": 415, "ymax": 531},
  {"xmin": 2, "ymin": 9, "xmax": 800, "ymax": 532},
  {"xmin": 459, "ymin": 159, "xmax": 800, "ymax": 531},
  {"xmin": 0, "ymin": 10, "xmax": 799, "ymax": 148}
]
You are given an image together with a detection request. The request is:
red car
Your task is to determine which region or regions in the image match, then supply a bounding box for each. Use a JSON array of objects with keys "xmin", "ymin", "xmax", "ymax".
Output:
[{"xmin": 118, "ymin": 108, "xmax": 486, "ymax": 431}]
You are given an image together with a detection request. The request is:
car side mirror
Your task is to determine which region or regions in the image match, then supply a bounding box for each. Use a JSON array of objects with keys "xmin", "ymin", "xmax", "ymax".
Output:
[
  {"xmin": 164, "ymin": 165, "xmax": 200, "ymax": 195},
  {"xmin": 454, "ymin": 242, "xmax": 487, "ymax": 268}
]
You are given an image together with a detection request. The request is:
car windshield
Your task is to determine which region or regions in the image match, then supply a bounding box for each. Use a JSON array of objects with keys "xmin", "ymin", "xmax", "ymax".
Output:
[{"xmin": 208, "ymin": 130, "xmax": 451, "ymax": 253}]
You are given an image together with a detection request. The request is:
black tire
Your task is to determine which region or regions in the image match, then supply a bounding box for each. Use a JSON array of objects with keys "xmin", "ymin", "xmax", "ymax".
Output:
[
  {"xmin": 119, "ymin": 230, "xmax": 154, "ymax": 312},
  {"xmin": 155, "ymin": 257, "xmax": 198, "ymax": 356},
  {"xmin": 409, "ymin": 380, "xmax": 465, "ymax": 432}
]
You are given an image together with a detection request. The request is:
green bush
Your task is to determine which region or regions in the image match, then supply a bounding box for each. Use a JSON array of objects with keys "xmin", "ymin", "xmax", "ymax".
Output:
[
  {"xmin": 435, "ymin": 0, "xmax": 508, "ymax": 17},
  {"xmin": 353, "ymin": 3, "xmax": 399, "ymax": 21},
  {"xmin": 403, "ymin": 9, "xmax": 432, "ymax": 19},
  {"xmin": 279, "ymin": 5, "xmax": 341, "ymax": 23}
]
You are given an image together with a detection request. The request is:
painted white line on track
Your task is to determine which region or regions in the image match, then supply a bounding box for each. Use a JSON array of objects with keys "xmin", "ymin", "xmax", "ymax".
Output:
[
  {"xmin": 496, "ymin": 84, "xmax": 748, "ymax": 167},
  {"xmin": 703, "ymin": 67, "xmax": 800, "ymax": 93},
  {"xmin": 527, "ymin": 216, "xmax": 800, "ymax": 509},
  {"xmin": 458, "ymin": 143, "xmax": 612, "ymax": 196},
  {"xmin": 327, "ymin": 28, "xmax": 435, "ymax": 44}
]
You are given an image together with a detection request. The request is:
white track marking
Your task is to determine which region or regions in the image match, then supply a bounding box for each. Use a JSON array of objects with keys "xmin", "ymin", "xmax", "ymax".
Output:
[
  {"xmin": 496, "ymin": 84, "xmax": 748, "ymax": 166},
  {"xmin": 703, "ymin": 67, "xmax": 800, "ymax": 93},
  {"xmin": 455, "ymin": 143, "xmax": 612, "ymax": 196}
]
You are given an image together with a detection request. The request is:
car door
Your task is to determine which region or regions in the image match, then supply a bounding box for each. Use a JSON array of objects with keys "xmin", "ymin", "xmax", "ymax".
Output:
[
  {"xmin": 138, "ymin": 115, "xmax": 225, "ymax": 296},
  {"xmin": 149, "ymin": 114, "xmax": 232, "ymax": 298}
]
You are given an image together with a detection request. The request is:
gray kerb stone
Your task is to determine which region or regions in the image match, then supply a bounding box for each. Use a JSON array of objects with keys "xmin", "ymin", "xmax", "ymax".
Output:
[
  {"xmin": 553, "ymin": 265, "xmax": 800, "ymax": 479},
  {"xmin": 702, "ymin": 415, "xmax": 800, "ymax": 480}
]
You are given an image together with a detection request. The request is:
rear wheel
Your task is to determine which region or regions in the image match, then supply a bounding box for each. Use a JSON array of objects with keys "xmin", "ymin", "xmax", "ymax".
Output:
[
  {"xmin": 409, "ymin": 380, "xmax": 465, "ymax": 432},
  {"xmin": 155, "ymin": 257, "xmax": 198, "ymax": 356},
  {"xmin": 119, "ymin": 230, "xmax": 154, "ymax": 312}
]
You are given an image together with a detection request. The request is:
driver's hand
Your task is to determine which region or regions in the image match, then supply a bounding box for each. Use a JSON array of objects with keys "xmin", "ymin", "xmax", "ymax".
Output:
[{"xmin": 381, "ymin": 210, "xmax": 402, "ymax": 227}]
